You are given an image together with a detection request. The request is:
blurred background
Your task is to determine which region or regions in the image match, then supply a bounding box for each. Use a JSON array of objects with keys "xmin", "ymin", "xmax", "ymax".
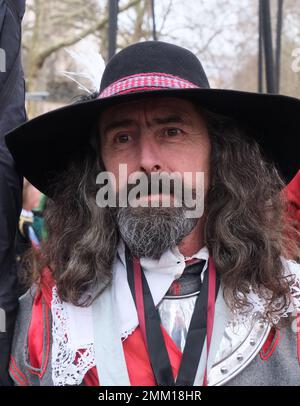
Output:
[{"xmin": 22, "ymin": 0, "xmax": 300, "ymax": 118}]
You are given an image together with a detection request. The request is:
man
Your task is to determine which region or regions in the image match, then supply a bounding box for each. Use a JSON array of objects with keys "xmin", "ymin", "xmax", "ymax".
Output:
[
  {"xmin": 5, "ymin": 41, "xmax": 300, "ymax": 386},
  {"xmin": 0, "ymin": 0, "xmax": 26, "ymax": 385}
]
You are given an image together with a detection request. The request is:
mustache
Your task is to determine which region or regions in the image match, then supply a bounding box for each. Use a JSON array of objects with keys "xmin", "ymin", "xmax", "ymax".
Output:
[{"xmin": 117, "ymin": 172, "xmax": 196, "ymax": 201}]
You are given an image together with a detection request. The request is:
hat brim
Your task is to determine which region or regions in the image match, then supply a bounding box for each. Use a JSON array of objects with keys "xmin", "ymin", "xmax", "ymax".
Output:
[{"xmin": 5, "ymin": 87, "xmax": 300, "ymax": 197}]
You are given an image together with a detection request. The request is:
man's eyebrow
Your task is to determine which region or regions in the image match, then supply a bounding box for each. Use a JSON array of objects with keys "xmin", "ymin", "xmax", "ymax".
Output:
[
  {"xmin": 102, "ymin": 114, "xmax": 192, "ymax": 135},
  {"xmin": 103, "ymin": 119, "xmax": 136, "ymax": 135}
]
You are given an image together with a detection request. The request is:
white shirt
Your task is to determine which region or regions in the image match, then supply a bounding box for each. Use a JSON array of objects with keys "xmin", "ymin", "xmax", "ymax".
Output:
[{"xmin": 114, "ymin": 239, "xmax": 209, "ymax": 338}]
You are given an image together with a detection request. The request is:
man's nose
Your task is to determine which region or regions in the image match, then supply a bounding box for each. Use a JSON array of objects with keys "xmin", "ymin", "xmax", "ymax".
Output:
[{"xmin": 138, "ymin": 135, "xmax": 163, "ymax": 174}]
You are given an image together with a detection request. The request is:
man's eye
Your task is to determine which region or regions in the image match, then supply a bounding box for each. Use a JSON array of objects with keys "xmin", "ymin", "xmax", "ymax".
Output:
[
  {"xmin": 164, "ymin": 128, "xmax": 183, "ymax": 137},
  {"xmin": 115, "ymin": 134, "xmax": 131, "ymax": 143}
]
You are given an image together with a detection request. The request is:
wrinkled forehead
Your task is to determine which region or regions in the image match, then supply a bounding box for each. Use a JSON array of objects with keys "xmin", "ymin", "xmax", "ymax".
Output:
[{"xmin": 99, "ymin": 96, "xmax": 199, "ymax": 122}]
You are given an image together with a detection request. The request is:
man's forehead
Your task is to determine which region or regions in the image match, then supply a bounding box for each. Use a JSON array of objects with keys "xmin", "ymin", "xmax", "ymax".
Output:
[{"xmin": 100, "ymin": 96, "xmax": 196, "ymax": 119}]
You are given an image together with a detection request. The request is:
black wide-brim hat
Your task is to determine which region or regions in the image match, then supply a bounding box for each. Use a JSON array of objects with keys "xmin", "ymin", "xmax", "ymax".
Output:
[{"xmin": 5, "ymin": 41, "xmax": 300, "ymax": 197}]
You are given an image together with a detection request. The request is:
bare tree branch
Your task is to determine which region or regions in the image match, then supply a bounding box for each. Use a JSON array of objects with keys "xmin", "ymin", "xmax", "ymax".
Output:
[
  {"xmin": 198, "ymin": 28, "xmax": 224, "ymax": 53},
  {"xmin": 38, "ymin": 0, "xmax": 140, "ymax": 63},
  {"xmin": 158, "ymin": 0, "xmax": 173, "ymax": 36}
]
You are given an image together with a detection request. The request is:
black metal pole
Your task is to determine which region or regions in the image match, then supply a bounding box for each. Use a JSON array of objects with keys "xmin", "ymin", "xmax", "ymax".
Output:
[
  {"xmin": 275, "ymin": 0, "xmax": 284, "ymax": 93},
  {"xmin": 258, "ymin": 0, "xmax": 264, "ymax": 93},
  {"xmin": 151, "ymin": 0, "xmax": 157, "ymax": 41},
  {"xmin": 261, "ymin": 0, "xmax": 275, "ymax": 93},
  {"xmin": 108, "ymin": 0, "xmax": 119, "ymax": 59}
]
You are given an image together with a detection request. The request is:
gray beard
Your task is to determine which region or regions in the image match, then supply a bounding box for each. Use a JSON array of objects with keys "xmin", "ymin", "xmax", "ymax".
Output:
[{"xmin": 115, "ymin": 206, "xmax": 198, "ymax": 260}]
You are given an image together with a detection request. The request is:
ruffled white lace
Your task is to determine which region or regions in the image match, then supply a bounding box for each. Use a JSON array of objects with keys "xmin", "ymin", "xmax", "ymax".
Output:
[
  {"xmin": 120, "ymin": 327, "xmax": 136, "ymax": 341},
  {"xmin": 232, "ymin": 259, "xmax": 300, "ymax": 325},
  {"xmin": 51, "ymin": 287, "xmax": 96, "ymax": 386}
]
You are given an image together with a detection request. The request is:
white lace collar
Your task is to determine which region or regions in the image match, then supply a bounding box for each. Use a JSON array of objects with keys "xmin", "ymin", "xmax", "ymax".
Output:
[{"xmin": 239, "ymin": 259, "xmax": 300, "ymax": 324}]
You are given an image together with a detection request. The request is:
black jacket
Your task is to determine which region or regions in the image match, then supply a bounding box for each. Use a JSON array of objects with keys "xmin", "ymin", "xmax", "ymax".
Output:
[{"xmin": 0, "ymin": 0, "xmax": 26, "ymax": 385}]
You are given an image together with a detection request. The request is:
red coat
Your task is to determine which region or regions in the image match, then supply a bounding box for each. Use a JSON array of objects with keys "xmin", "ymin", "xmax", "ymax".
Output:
[{"xmin": 10, "ymin": 267, "xmax": 281, "ymax": 386}]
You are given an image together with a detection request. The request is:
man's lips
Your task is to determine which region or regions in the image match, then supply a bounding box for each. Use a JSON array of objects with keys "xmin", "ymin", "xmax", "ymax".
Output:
[
  {"xmin": 139, "ymin": 193, "xmax": 174, "ymax": 199},
  {"xmin": 129, "ymin": 193, "xmax": 177, "ymax": 206}
]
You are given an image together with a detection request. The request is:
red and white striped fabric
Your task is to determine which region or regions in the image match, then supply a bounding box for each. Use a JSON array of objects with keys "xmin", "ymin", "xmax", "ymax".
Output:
[{"xmin": 98, "ymin": 72, "xmax": 199, "ymax": 99}]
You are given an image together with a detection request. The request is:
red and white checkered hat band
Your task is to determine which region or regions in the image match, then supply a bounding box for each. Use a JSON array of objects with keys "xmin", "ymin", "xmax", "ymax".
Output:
[{"xmin": 98, "ymin": 72, "xmax": 199, "ymax": 99}]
